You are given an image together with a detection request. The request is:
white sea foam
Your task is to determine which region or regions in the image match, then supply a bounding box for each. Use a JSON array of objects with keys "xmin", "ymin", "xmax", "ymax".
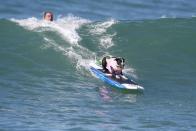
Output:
[
  {"xmin": 42, "ymin": 37, "xmax": 69, "ymax": 53},
  {"xmin": 160, "ymin": 15, "xmax": 167, "ymax": 19},
  {"xmin": 191, "ymin": 14, "xmax": 196, "ymax": 18},
  {"xmin": 11, "ymin": 16, "xmax": 137, "ymax": 77},
  {"xmin": 43, "ymin": 36, "xmax": 95, "ymax": 74},
  {"xmin": 90, "ymin": 19, "xmax": 117, "ymax": 35},
  {"xmin": 11, "ymin": 15, "xmax": 95, "ymax": 72},
  {"xmin": 11, "ymin": 15, "xmax": 91, "ymax": 45},
  {"xmin": 99, "ymin": 33, "xmax": 116, "ymax": 48},
  {"xmin": 89, "ymin": 19, "xmax": 117, "ymax": 49}
]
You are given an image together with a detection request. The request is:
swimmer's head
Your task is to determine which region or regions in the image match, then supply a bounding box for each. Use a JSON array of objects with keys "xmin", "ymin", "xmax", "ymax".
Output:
[{"xmin": 43, "ymin": 11, "xmax": 53, "ymax": 21}]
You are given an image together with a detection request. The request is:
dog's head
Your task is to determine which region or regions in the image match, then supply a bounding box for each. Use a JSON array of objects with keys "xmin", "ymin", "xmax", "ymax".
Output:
[{"xmin": 115, "ymin": 57, "xmax": 125, "ymax": 68}]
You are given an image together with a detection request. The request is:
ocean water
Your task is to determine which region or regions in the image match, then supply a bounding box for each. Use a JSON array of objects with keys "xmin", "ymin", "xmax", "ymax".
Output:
[{"xmin": 1, "ymin": 0, "xmax": 196, "ymax": 130}]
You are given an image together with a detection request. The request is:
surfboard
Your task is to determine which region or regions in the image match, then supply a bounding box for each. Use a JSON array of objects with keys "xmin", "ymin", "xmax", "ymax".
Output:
[{"xmin": 89, "ymin": 61, "xmax": 144, "ymax": 90}]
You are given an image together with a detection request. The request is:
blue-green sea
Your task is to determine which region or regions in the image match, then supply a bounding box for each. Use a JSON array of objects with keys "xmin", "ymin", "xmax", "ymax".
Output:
[{"xmin": 1, "ymin": 0, "xmax": 196, "ymax": 130}]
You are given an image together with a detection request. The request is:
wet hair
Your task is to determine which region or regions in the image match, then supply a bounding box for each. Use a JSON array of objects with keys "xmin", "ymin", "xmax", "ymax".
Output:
[{"xmin": 43, "ymin": 11, "xmax": 53, "ymax": 21}]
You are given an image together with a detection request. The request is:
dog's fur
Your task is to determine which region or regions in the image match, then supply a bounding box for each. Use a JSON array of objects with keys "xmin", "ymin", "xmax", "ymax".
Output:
[{"xmin": 102, "ymin": 56, "xmax": 125, "ymax": 74}]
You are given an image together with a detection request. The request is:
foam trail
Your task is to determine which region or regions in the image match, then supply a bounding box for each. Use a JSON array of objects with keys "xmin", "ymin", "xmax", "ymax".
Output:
[
  {"xmin": 11, "ymin": 16, "xmax": 96, "ymax": 73},
  {"xmin": 11, "ymin": 16, "xmax": 137, "ymax": 77},
  {"xmin": 43, "ymin": 37, "xmax": 95, "ymax": 74},
  {"xmin": 11, "ymin": 15, "xmax": 91, "ymax": 45},
  {"xmin": 42, "ymin": 37, "xmax": 70, "ymax": 53},
  {"xmin": 89, "ymin": 19, "xmax": 118, "ymax": 48},
  {"xmin": 99, "ymin": 33, "xmax": 116, "ymax": 48},
  {"xmin": 90, "ymin": 19, "xmax": 117, "ymax": 34},
  {"xmin": 54, "ymin": 15, "xmax": 91, "ymax": 45}
]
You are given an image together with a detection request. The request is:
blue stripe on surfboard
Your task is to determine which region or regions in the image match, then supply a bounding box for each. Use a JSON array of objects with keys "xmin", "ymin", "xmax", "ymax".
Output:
[{"xmin": 90, "ymin": 66, "xmax": 127, "ymax": 89}]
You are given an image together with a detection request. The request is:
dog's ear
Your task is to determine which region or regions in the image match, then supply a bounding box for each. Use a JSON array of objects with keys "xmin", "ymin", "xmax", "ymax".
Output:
[
  {"xmin": 122, "ymin": 58, "xmax": 125, "ymax": 63},
  {"xmin": 116, "ymin": 57, "xmax": 125, "ymax": 63},
  {"xmin": 115, "ymin": 58, "xmax": 122, "ymax": 65},
  {"xmin": 115, "ymin": 58, "xmax": 119, "ymax": 62}
]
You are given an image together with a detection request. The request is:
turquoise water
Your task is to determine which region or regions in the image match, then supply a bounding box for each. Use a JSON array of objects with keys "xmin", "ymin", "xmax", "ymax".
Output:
[{"xmin": 1, "ymin": 0, "xmax": 196, "ymax": 130}]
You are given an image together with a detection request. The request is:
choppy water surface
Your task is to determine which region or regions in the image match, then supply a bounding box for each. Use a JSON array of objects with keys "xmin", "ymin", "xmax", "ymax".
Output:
[{"xmin": 0, "ymin": 0, "xmax": 196, "ymax": 130}]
